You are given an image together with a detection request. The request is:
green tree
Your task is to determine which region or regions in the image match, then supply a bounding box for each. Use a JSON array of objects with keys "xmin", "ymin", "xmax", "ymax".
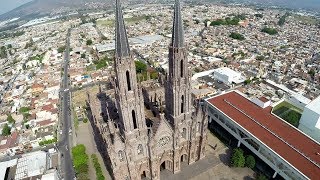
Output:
[
  {"xmin": 308, "ymin": 69, "xmax": 315, "ymax": 77},
  {"xmin": 86, "ymin": 39, "xmax": 93, "ymax": 45},
  {"xmin": 244, "ymin": 79, "xmax": 252, "ymax": 85},
  {"xmin": 58, "ymin": 46, "xmax": 66, "ymax": 53},
  {"xmin": 256, "ymin": 55, "xmax": 265, "ymax": 61},
  {"xmin": 256, "ymin": 173, "xmax": 268, "ymax": 180},
  {"xmin": 135, "ymin": 61, "xmax": 147, "ymax": 73},
  {"xmin": 229, "ymin": 32, "xmax": 245, "ymax": 40},
  {"xmin": 261, "ymin": 27, "xmax": 278, "ymax": 35},
  {"xmin": 2, "ymin": 123, "xmax": 11, "ymax": 136},
  {"xmin": 19, "ymin": 107, "xmax": 30, "ymax": 113},
  {"xmin": 81, "ymin": 54, "xmax": 86, "ymax": 58},
  {"xmin": 7, "ymin": 114, "xmax": 15, "ymax": 124},
  {"xmin": 231, "ymin": 148, "xmax": 245, "ymax": 167},
  {"xmin": 245, "ymin": 155, "xmax": 256, "ymax": 168}
]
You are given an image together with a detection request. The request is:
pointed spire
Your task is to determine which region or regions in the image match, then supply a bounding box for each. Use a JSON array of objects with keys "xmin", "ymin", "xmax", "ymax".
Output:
[
  {"xmin": 115, "ymin": 0, "xmax": 130, "ymax": 57},
  {"xmin": 171, "ymin": 0, "xmax": 184, "ymax": 48}
]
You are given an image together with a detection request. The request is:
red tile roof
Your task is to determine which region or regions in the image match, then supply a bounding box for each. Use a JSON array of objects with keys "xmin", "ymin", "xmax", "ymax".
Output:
[
  {"xmin": 207, "ymin": 91, "xmax": 320, "ymax": 179},
  {"xmin": 258, "ymin": 96, "xmax": 269, "ymax": 103},
  {"xmin": 0, "ymin": 132, "xmax": 19, "ymax": 150},
  {"xmin": 36, "ymin": 119, "xmax": 53, "ymax": 127}
]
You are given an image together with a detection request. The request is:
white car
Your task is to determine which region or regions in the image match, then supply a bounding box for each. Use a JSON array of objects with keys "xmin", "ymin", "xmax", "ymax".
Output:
[{"xmin": 60, "ymin": 130, "xmax": 62, "ymax": 134}]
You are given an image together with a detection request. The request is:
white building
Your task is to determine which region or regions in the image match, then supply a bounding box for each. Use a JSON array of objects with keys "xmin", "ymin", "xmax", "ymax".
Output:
[
  {"xmin": 213, "ymin": 67, "xmax": 245, "ymax": 85},
  {"xmin": 299, "ymin": 96, "xmax": 320, "ymax": 143}
]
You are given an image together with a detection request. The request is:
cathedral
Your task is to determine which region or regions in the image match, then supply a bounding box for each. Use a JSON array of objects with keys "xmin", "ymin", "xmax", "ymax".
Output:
[{"xmin": 87, "ymin": 0, "xmax": 208, "ymax": 179}]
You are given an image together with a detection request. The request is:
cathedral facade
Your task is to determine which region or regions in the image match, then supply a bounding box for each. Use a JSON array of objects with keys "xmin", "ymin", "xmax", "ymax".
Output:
[{"xmin": 87, "ymin": 0, "xmax": 208, "ymax": 179}]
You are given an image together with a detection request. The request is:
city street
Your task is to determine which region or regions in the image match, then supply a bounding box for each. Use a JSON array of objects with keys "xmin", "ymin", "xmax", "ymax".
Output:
[{"xmin": 57, "ymin": 28, "xmax": 75, "ymax": 180}]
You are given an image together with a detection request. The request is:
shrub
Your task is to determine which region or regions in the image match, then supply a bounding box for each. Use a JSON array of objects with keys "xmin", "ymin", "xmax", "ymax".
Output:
[
  {"xmin": 256, "ymin": 173, "xmax": 268, "ymax": 180},
  {"xmin": 135, "ymin": 61, "xmax": 147, "ymax": 73},
  {"xmin": 72, "ymin": 144, "xmax": 89, "ymax": 178},
  {"xmin": 83, "ymin": 118, "xmax": 88, "ymax": 123},
  {"xmin": 229, "ymin": 32, "xmax": 245, "ymax": 40},
  {"xmin": 245, "ymin": 155, "xmax": 256, "ymax": 168},
  {"xmin": 91, "ymin": 154, "xmax": 105, "ymax": 180},
  {"xmin": 7, "ymin": 114, "xmax": 15, "ymax": 124},
  {"xmin": 261, "ymin": 27, "xmax": 278, "ymax": 35},
  {"xmin": 86, "ymin": 39, "xmax": 93, "ymax": 45},
  {"xmin": 2, "ymin": 124, "xmax": 11, "ymax": 136},
  {"xmin": 231, "ymin": 148, "xmax": 245, "ymax": 167}
]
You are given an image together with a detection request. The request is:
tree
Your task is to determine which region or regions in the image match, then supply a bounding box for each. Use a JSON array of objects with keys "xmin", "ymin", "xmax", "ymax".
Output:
[
  {"xmin": 2, "ymin": 124, "xmax": 11, "ymax": 136},
  {"xmin": 7, "ymin": 114, "xmax": 15, "ymax": 124},
  {"xmin": 256, "ymin": 55, "xmax": 265, "ymax": 61},
  {"xmin": 256, "ymin": 174, "xmax": 268, "ymax": 180},
  {"xmin": 19, "ymin": 107, "xmax": 30, "ymax": 113},
  {"xmin": 81, "ymin": 54, "xmax": 86, "ymax": 58},
  {"xmin": 229, "ymin": 32, "xmax": 245, "ymax": 40},
  {"xmin": 231, "ymin": 148, "xmax": 245, "ymax": 167},
  {"xmin": 244, "ymin": 79, "xmax": 252, "ymax": 85},
  {"xmin": 58, "ymin": 46, "xmax": 66, "ymax": 53},
  {"xmin": 261, "ymin": 27, "xmax": 278, "ymax": 35},
  {"xmin": 135, "ymin": 61, "xmax": 147, "ymax": 73},
  {"xmin": 25, "ymin": 124, "xmax": 30, "ymax": 129},
  {"xmin": 245, "ymin": 155, "xmax": 256, "ymax": 168},
  {"xmin": 86, "ymin": 39, "xmax": 93, "ymax": 45},
  {"xmin": 308, "ymin": 69, "xmax": 315, "ymax": 77}
]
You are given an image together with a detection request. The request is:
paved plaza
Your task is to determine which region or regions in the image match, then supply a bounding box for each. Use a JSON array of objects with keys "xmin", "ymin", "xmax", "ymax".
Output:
[
  {"xmin": 159, "ymin": 131, "xmax": 255, "ymax": 180},
  {"xmin": 76, "ymin": 121, "xmax": 254, "ymax": 180}
]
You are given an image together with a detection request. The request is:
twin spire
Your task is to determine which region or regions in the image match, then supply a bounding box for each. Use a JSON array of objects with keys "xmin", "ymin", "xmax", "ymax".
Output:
[
  {"xmin": 115, "ymin": 0, "xmax": 184, "ymax": 58},
  {"xmin": 115, "ymin": 0, "xmax": 130, "ymax": 58},
  {"xmin": 171, "ymin": 0, "xmax": 184, "ymax": 48}
]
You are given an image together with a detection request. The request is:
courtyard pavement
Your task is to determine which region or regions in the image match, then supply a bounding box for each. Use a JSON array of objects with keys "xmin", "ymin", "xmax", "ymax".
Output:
[
  {"xmin": 76, "ymin": 121, "xmax": 111, "ymax": 180},
  {"xmin": 77, "ymin": 122, "xmax": 254, "ymax": 180}
]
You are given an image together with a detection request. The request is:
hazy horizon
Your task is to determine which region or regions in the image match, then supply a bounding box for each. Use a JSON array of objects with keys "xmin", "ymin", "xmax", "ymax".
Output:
[{"xmin": 0, "ymin": 0, "xmax": 33, "ymax": 15}]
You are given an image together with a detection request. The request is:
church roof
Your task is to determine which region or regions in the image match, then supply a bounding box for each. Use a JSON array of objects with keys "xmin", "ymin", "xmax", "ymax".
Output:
[
  {"xmin": 171, "ymin": 0, "xmax": 184, "ymax": 48},
  {"xmin": 115, "ymin": 0, "xmax": 130, "ymax": 57}
]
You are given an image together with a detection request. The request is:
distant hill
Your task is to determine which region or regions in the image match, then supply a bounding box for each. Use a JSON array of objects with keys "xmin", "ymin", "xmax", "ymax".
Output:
[
  {"xmin": 0, "ymin": 0, "xmax": 113, "ymax": 21},
  {"xmin": 1, "ymin": 0, "xmax": 320, "ymax": 21}
]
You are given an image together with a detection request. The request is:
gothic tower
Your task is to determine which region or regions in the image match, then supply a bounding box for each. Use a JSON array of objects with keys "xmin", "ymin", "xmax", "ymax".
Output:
[
  {"xmin": 114, "ymin": 0, "xmax": 147, "ymax": 136},
  {"xmin": 164, "ymin": 0, "xmax": 197, "ymax": 174},
  {"xmin": 165, "ymin": 0, "xmax": 192, "ymax": 125},
  {"xmin": 111, "ymin": 0, "xmax": 150, "ymax": 179}
]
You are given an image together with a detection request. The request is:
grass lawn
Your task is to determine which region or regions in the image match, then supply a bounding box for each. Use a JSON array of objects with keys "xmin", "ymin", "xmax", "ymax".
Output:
[{"xmin": 272, "ymin": 101, "xmax": 302, "ymax": 127}]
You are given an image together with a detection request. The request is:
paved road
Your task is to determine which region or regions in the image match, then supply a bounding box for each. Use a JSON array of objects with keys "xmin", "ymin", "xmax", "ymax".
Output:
[{"xmin": 57, "ymin": 28, "xmax": 75, "ymax": 180}]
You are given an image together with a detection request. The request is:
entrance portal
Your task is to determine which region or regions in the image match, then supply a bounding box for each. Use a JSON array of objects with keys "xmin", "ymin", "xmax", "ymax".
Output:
[
  {"xmin": 180, "ymin": 154, "xmax": 188, "ymax": 170},
  {"xmin": 160, "ymin": 162, "xmax": 166, "ymax": 171},
  {"xmin": 141, "ymin": 171, "xmax": 146, "ymax": 179}
]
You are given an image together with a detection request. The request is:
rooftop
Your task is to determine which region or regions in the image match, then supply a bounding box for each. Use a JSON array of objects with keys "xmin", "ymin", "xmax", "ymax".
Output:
[
  {"xmin": 207, "ymin": 91, "xmax": 320, "ymax": 179},
  {"xmin": 305, "ymin": 95, "xmax": 320, "ymax": 115}
]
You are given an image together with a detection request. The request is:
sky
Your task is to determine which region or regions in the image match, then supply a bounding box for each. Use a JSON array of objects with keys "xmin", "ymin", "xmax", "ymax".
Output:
[{"xmin": 0, "ymin": 0, "xmax": 32, "ymax": 15}]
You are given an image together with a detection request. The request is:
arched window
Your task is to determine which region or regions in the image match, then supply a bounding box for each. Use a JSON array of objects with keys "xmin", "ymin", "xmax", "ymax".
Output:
[
  {"xmin": 137, "ymin": 144, "xmax": 143, "ymax": 155},
  {"xmin": 182, "ymin": 128, "xmax": 187, "ymax": 139},
  {"xmin": 180, "ymin": 60, "xmax": 183, "ymax": 78},
  {"xmin": 126, "ymin": 71, "xmax": 131, "ymax": 91},
  {"xmin": 181, "ymin": 95, "xmax": 184, "ymax": 113},
  {"xmin": 118, "ymin": 150, "xmax": 124, "ymax": 161},
  {"xmin": 132, "ymin": 110, "xmax": 137, "ymax": 129}
]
